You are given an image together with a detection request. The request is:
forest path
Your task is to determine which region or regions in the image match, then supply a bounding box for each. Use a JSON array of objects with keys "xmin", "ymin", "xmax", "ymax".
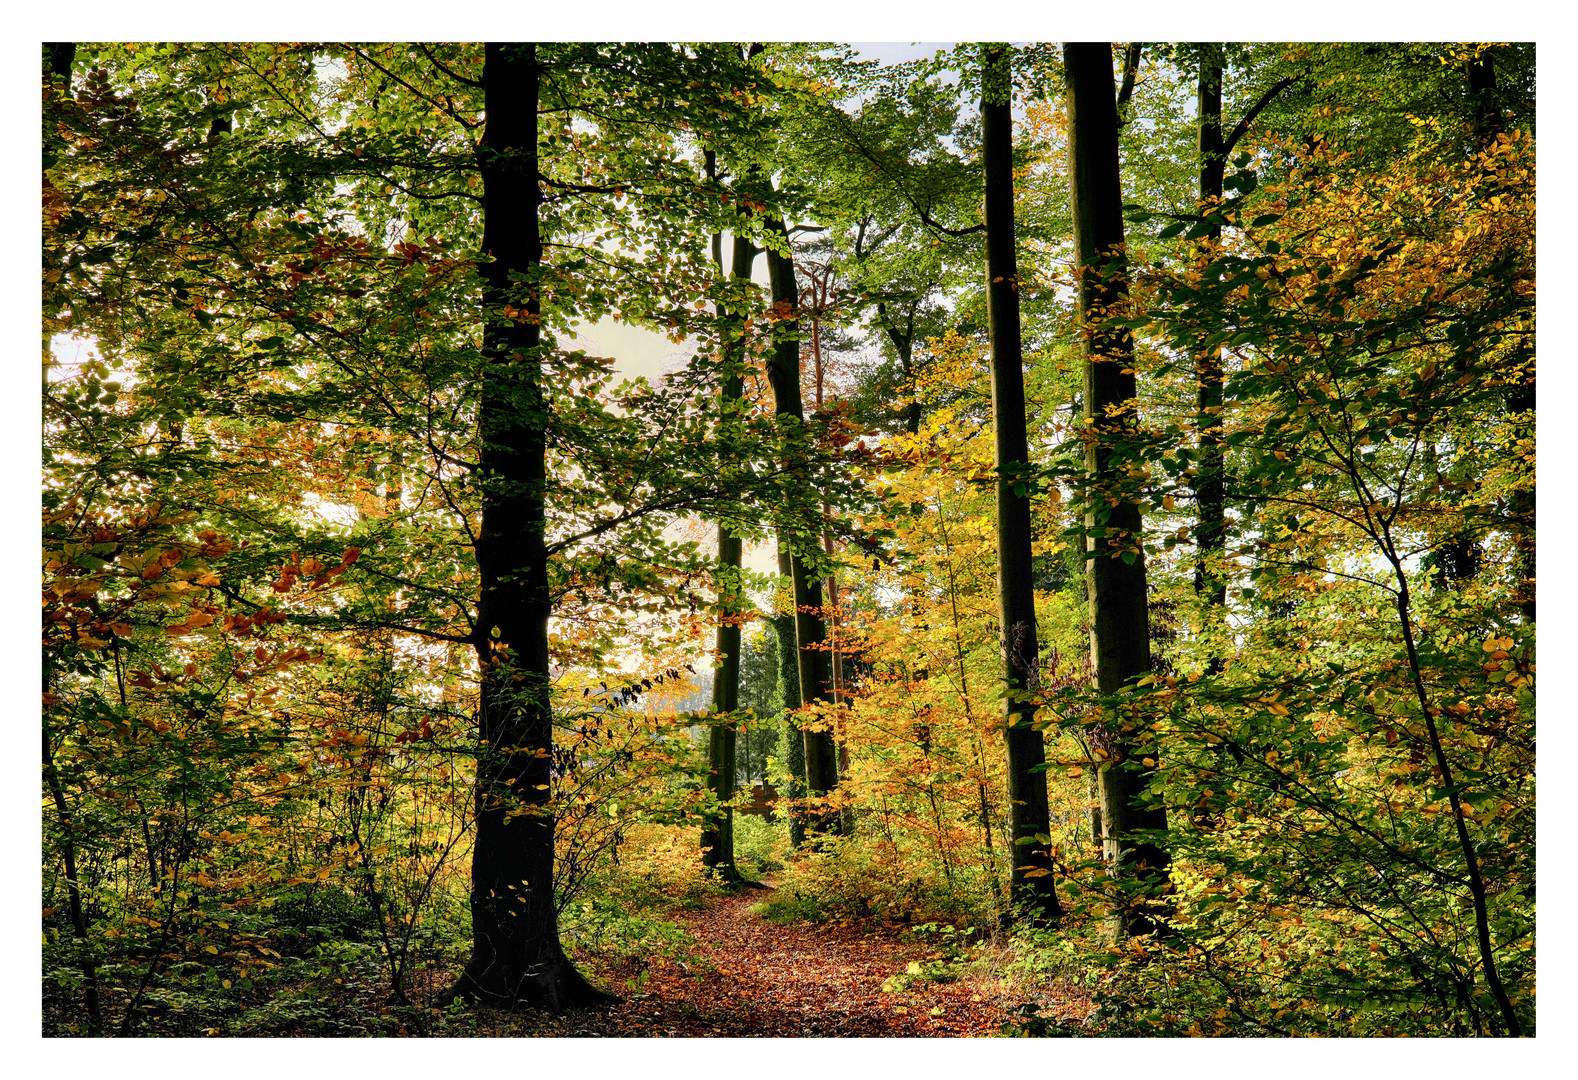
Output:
[{"xmin": 518, "ymin": 886, "xmax": 1050, "ymax": 1037}]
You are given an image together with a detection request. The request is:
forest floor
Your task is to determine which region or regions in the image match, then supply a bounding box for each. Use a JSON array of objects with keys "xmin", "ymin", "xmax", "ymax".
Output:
[{"xmin": 457, "ymin": 884, "xmax": 1092, "ymax": 1037}]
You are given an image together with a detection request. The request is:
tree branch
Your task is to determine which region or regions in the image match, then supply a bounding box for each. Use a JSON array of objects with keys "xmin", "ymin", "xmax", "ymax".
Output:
[
  {"xmin": 417, "ymin": 43, "xmax": 483, "ymax": 88},
  {"xmin": 1116, "ymin": 43, "xmax": 1143, "ymax": 121},
  {"xmin": 1224, "ymin": 76, "xmax": 1296, "ymax": 156}
]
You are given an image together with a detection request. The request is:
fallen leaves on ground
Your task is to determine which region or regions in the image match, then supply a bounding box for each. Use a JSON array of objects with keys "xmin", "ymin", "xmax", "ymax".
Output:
[{"xmin": 480, "ymin": 886, "xmax": 1090, "ymax": 1037}]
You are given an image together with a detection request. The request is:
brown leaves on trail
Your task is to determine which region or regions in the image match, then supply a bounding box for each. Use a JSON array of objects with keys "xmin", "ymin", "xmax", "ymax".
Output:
[{"xmin": 496, "ymin": 890, "xmax": 1079, "ymax": 1038}]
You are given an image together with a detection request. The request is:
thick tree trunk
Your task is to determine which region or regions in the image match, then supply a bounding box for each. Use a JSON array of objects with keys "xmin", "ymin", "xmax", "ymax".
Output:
[
  {"xmin": 1065, "ymin": 42, "xmax": 1170, "ymax": 940},
  {"xmin": 443, "ymin": 42, "xmax": 613, "ymax": 1010},
  {"xmin": 763, "ymin": 220, "xmax": 842, "ymax": 837},
  {"xmin": 700, "ymin": 215, "xmax": 754, "ymax": 882},
  {"xmin": 981, "ymin": 44, "xmax": 1061, "ymax": 925},
  {"xmin": 1194, "ymin": 50, "xmax": 1230, "ymax": 646}
]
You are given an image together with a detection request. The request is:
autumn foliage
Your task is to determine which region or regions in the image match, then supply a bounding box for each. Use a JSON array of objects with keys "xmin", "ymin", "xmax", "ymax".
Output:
[{"xmin": 44, "ymin": 41, "xmax": 1532, "ymax": 1038}]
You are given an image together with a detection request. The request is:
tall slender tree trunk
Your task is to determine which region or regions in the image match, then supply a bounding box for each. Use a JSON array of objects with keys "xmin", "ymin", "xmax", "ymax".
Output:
[
  {"xmin": 938, "ymin": 516, "xmax": 1006, "ymax": 909},
  {"xmin": 982, "ymin": 44, "xmax": 1061, "ymax": 925},
  {"xmin": 443, "ymin": 42, "xmax": 613, "ymax": 1010},
  {"xmin": 42, "ymin": 42, "xmax": 102, "ymax": 1037},
  {"xmin": 1385, "ymin": 559, "xmax": 1523, "ymax": 1035},
  {"xmin": 44, "ymin": 689, "xmax": 104, "ymax": 1035},
  {"xmin": 763, "ymin": 218, "xmax": 842, "ymax": 838},
  {"xmin": 700, "ymin": 186, "xmax": 753, "ymax": 882},
  {"xmin": 1064, "ymin": 41, "xmax": 1169, "ymax": 940},
  {"xmin": 1466, "ymin": 50, "xmax": 1534, "ymax": 623},
  {"xmin": 1193, "ymin": 49, "xmax": 1229, "ymax": 657},
  {"xmin": 876, "ymin": 301, "xmax": 922, "ymax": 435},
  {"xmin": 805, "ymin": 267, "xmax": 856, "ymax": 828},
  {"xmin": 43, "ymin": 42, "xmax": 76, "ymax": 389},
  {"xmin": 775, "ymin": 541, "xmax": 809, "ymax": 850}
]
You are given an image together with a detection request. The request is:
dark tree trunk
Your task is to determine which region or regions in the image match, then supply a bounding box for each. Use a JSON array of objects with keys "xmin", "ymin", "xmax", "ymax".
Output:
[
  {"xmin": 43, "ymin": 42, "xmax": 77, "ymax": 388},
  {"xmin": 1064, "ymin": 42, "xmax": 1170, "ymax": 940},
  {"xmin": 981, "ymin": 44, "xmax": 1061, "ymax": 925},
  {"xmin": 1466, "ymin": 51, "xmax": 1533, "ymax": 623},
  {"xmin": 41, "ymin": 44, "xmax": 101, "ymax": 1036},
  {"xmin": 1194, "ymin": 49, "xmax": 1229, "ymax": 643},
  {"xmin": 442, "ymin": 42, "xmax": 613, "ymax": 1010},
  {"xmin": 877, "ymin": 300, "xmax": 923, "ymax": 435},
  {"xmin": 43, "ymin": 700, "xmax": 104, "ymax": 1035},
  {"xmin": 1193, "ymin": 49, "xmax": 1293, "ymax": 643},
  {"xmin": 775, "ymin": 542, "xmax": 809, "ymax": 850},
  {"xmin": 700, "ymin": 210, "xmax": 754, "ymax": 882},
  {"xmin": 763, "ymin": 219, "xmax": 842, "ymax": 838}
]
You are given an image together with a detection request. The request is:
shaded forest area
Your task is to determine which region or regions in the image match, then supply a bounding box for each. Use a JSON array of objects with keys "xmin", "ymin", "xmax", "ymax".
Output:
[{"xmin": 42, "ymin": 41, "xmax": 1533, "ymax": 1037}]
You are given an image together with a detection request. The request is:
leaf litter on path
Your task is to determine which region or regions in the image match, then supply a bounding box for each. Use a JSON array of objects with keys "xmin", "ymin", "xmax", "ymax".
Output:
[{"xmin": 486, "ymin": 887, "xmax": 1089, "ymax": 1037}]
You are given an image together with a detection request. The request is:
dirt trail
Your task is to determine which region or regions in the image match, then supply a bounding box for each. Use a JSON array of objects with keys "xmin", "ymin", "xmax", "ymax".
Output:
[{"xmin": 508, "ymin": 888, "xmax": 1043, "ymax": 1037}]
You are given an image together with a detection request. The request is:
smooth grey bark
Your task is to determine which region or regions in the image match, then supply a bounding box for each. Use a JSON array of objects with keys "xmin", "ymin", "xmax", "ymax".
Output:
[
  {"xmin": 980, "ymin": 44, "xmax": 1061, "ymax": 925},
  {"xmin": 1065, "ymin": 41, "xmax": 1169, "ymax": 940}
]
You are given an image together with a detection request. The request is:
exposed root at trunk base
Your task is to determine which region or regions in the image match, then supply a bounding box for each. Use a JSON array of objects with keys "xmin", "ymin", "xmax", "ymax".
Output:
[{"xmin": 432, "ymin": 953, "xmax": 620, "ymax": 1012}]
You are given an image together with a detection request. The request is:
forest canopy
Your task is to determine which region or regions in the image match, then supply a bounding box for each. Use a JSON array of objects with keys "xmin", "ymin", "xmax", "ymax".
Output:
[{"xmin": 41, "ymin": 40, "xmax": 1533, "ymax": 1038}]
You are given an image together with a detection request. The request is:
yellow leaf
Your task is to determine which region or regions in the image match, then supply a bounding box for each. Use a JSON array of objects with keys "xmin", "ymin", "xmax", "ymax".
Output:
[{"xmin": 204, "ymin": 945, "xmax": 219, "ymax": 955}]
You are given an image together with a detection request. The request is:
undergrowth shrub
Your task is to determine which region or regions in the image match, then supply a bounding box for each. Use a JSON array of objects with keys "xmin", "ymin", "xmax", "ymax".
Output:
[
  {"xmin": 730, "ymin": 813, "xmax": 787, "ymax": 877},
  {"xmin": 750, "ymin": 836, "xmax": 989, "ymax": 926},
  {"xmin": 879, "ymin": 922, "xmax": 990, "ymax": 993},
  {"xmin": 602, "ymin": 823, "xmax": 722, "ymax": 911}
]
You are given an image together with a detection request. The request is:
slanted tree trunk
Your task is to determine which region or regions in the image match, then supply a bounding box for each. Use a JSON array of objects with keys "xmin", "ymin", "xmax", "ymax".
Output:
[
  {"xmin": 700, "ymin": 184, "xmax": 754, "ymax": 882},
  {"xmin": 763, "ymin": 218, "xmax": 841, "ymax": 838},
  {"xmin": 1064, "ymin": 41, "xmax": 1169, "ymax": 940},
  {"xmin": 442, "ymin": 42, "xmax": 613, "ymax": 1010},
  {"xmin": 981, "ymin": 44, "xmax": 1061, "ymax": 925}
]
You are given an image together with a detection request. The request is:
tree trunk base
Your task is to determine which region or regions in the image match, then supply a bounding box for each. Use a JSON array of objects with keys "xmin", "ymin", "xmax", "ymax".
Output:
[{"xmin": 433, "ymin": 946, "xmax": 619, "ymax": 1012}]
